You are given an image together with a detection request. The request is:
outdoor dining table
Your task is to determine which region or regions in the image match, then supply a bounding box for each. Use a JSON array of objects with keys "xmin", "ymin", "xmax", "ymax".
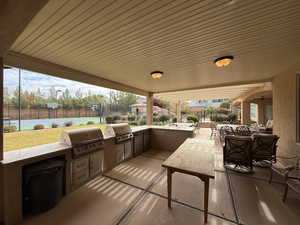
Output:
[
  {"xmin": 162, "ymin": 138, "xmax": 215, "ymax": 223},
  {"xmin": 216, "ymin": 123, "xmax": 260, "ymax": 133},
  {"xmin": 216, "ymin": 124, "xmax": 245, "ymax": 130}
]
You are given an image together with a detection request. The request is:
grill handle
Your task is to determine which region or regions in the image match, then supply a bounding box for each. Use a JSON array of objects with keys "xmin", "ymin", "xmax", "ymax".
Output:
[{"xmin": 73, "ymin": 138, "xmax": 104, "ymax": 147}]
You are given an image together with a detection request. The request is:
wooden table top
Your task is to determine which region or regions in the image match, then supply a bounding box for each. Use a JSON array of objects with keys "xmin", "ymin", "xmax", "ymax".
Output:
[{"xmin": 162, "ymin": 138, "xmax": 215, "ymax": 179}]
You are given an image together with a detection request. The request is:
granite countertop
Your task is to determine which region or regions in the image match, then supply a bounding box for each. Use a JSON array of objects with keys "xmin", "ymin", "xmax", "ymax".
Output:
[
  {"xmin": 131, "ymin": 124, "xmax": 195, "ymax": 132},
  {"xmin": 1, "ymin": 125, "xmax": 195, "ymax": 165},
  {"xmin": 2, "ymin": 142, "xmax": 72, "ymax": 165},
  {"xmin": 149, "ymin": 125, "xmax": 195, "ymax": 131}
]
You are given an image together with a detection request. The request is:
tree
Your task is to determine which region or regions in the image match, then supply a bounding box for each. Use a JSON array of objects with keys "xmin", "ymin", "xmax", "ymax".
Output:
[
  {"xmin": 117, "ymin": 93, "xmax": 138, "ymax": 106},
  {"xmin": 11, "ymin": 88, "xmax": 30, "ymax": 108},
  {"xmin": 153, "ymin": 98, "xmax": 170, "ymax": 109},
  {"xmin": 3, "ymin": 88, "xmax": 10, "ymax": 105},
  {"xmin": 206, "ymin": 106, "xmax": 216, "ymax": 112},
  {"xmin": 59, "ymin": 88, "xmax": 72, "ymax": 109},
  {"xmin": 32, "ymin": 88, "xmax": 46, "ymax": 108},
  {"xmin": 181, "ymin": 103, "xmax": 191, "ymax": 114},
  {"xmin": 220, "ymin": 101, "xmax": 230, "ymax": 109},
  {"xmin": 48, "ymin": 87, "xmax": 57, "ymax": 103}
]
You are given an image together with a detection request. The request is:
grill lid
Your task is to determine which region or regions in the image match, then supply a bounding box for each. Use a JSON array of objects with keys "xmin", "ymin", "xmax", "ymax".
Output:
[
  {"xmin": 104, "ymin": 123, "xmax": 132, "ymax": 137},
  {"xmin": 61, "ymin": 127, "xmax": 104, "ymax": 146}
]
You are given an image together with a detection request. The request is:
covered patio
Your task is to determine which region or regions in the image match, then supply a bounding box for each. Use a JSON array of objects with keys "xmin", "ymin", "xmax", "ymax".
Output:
[
  {"xmin": 1, "ymin": 1, "xmax": 300, "ymax": 225},
  {"xmin": 17, "ymin": 129, "xmax": 300, "ymax": 225}
]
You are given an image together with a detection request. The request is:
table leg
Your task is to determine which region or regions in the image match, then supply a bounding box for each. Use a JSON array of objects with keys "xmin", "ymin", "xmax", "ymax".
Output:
[
  {"xmin": 204, "ymin": 178, "xmax": 209, "ymax": 223},
  {"xmin": 167, "ymin": 168, "xmax": 172, "ymax": 208}
]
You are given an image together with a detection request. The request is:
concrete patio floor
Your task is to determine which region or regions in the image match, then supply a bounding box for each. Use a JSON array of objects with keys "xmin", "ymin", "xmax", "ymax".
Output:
[{"xmin": 20, "ymin": 129, "xmax": 300, "ymax": 225}]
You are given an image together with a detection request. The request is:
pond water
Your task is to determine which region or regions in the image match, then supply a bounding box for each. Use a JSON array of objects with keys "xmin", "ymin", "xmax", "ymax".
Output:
[{"xmin": 5, "ymin": 117, "xmax": 103, "ymax": 130}]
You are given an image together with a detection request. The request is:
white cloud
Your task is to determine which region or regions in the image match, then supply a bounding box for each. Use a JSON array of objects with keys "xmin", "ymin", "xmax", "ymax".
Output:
[{"xmin": 4, "ymin": 68, "xmax": 112, "ymax": 96}]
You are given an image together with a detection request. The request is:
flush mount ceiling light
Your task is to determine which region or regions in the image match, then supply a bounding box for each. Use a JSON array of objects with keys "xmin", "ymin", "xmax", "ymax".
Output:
[
  {"xmin": 214, "ymin": 56, "xmax": 234, "ymax": 67},
  {"xmin": 151, "ymin": 71, "xmax": 163, "ymax": 79}
]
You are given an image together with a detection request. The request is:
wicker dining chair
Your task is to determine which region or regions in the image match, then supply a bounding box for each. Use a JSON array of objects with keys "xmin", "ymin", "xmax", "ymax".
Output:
[
  {"xmin": 251, "ymin": 134, "xmax": 279, "ymax": 167},
  {"xmin": 219, "ymin": 126, "xmax": 235, "ymax": 141},
  {"xmin": 223, "ymin": 136, "xmax": 253, "ymax": 173}
]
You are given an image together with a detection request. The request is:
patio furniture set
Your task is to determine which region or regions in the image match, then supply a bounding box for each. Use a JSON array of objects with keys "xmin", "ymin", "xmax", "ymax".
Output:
[
  {"xmin": 223, "ymin": 134, "xmax": 279, "ymax": 173},
  {"xmin": 212, "ymin": 121, "xmax": 300, "ymax": 202}
]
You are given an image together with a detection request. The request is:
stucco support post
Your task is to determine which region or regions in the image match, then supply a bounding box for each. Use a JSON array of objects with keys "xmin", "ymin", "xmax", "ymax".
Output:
[
  {"xmin": 257, "ymin": 100, "xmax": 265, "ymax": 125},
  {"xmin": 0, "ymin": 58, "xmax": 3, "ymax": 160},
  {"xmin": 176, "ymin": 101, "xmax": 182, "ymax": 122},
  {"xmin": 146, "ymin": 92, "xmax": 153, "ymax": 125},
  {"xmin": 241, "ymin": 101, "xmax": 251, "ymax": 125}
]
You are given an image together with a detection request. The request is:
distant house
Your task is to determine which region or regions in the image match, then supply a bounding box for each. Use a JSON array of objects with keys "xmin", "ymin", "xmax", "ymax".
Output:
[{"xmin": 130, "ymin": 104, "xmax": 175, "ymax": 116}]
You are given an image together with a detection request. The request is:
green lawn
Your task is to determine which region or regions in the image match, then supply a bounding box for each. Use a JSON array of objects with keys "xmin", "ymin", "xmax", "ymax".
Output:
[{"xmin": 4, "ymin": 124, "xmax": 107, "ymax": 152}]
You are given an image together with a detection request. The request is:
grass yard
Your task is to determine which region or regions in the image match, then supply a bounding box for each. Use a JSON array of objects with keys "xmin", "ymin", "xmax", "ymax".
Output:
[{"xmin": 4, "ymin": 124, "xmax": 107, "ymax": 152}]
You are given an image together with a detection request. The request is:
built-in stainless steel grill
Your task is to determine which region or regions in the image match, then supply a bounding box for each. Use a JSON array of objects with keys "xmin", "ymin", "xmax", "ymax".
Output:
[
  {"xmin": 61, "ymin": 128, "xmax": 105, "ymax": 187},
  {"xmin": 105, "ymin": 123, "xmax": 133, "ymax": 163},
  {"xmin": 61, "ymin": 128, "xmax": 104, "ymax": 158},
  {"xmin": 105, "ymin": 123, "xmax": 133, "ymax": 143}
]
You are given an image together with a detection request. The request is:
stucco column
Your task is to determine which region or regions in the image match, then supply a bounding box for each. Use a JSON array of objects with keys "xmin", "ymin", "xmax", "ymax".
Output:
[
  {"xmin": 0, "ymin": 58, "xmax": 3, "ymax": 160},
  {"xmin": 146, "ymin": 92, "xmax": 153, "ymax": 125},
  {"xmin": 176, "ymin": 101, "xmax": 182, "ymax": 122},
  {"xmin": 257, "ymin": 100, "xmax": 265, "ymax": 125},
  {"xmin": 241, "ymin": 101, "xmax": 251, "ymax": 125}
]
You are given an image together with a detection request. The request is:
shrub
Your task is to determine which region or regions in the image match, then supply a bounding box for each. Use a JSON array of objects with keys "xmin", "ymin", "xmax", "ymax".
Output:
[
  {"xmin": 139, "ymin": 118, "xmax": 146, "ymax": 125},
  {"xmin": 129, "ymin": 121, "xmax": 138, "ymax": 126},
  {"xmin": 112, "ymin": 115, "xmax": 121, "ymax": 121},
  {"xmin": 187, "ymin": 114, "xmax": 198, "ymax": 123},
  {"xmin": 87, "ymin": 121, "xmax": 95, "ymax": 125},
  {"xmin": 217, "ymin": 107, "xmax": 231, "ymax": 115},
  {"xmin": 105, "ymin": 115, "xmax": 114, "ymax": 124},
  {"xmin": 211, "ymin": 114, "xmax": 228, "ymax": 122},
  {"xmin": 159, "ymin": 114, "xmax": 170, "ymax": 123},
  {"xmin": 34, "ymin": 124, "xmax": 44, "ymax": 130},
  {"xmin": 228, "ymin": 113, "xmax": 237, "ymax": 123},
  {"xmin": 153, "ymin": 116, "xmax": 160, "ymax": 122},
  {"xmin": 128, "ymin": 114, "xmax": 136, "ymax": 121},
  {"xmin": 172, "ymin": 117, "xmax": 177, "ymax": 123},
  {"xmin": 220, "ymin": 102, "xmax": 231, "ymax": 109},
  {"xmin": 4, "ymin": 125, "xmax": 17, "ymax": 133},
  {"xmin": 64, "ymin": 121, "xmax": 73, "ymax": 127},
  {"xmin": 51, "ymin": 123, "xmax": 59, "ymax": 128}
]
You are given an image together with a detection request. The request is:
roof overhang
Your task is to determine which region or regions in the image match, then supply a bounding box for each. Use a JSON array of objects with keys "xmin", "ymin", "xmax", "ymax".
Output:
[
  {"xmin": 154, "ymin": 82, "xmax": 270, "ymax": 103},
  {"xmin": 4, "ymin": 51, "xmax": 148, "ymax": 96}
]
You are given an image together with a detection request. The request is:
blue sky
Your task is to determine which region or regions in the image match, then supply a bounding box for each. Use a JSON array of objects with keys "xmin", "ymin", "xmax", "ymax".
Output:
[{"xmin": 4, "ymin": 67, "xmax": 111, "ymax": 96}]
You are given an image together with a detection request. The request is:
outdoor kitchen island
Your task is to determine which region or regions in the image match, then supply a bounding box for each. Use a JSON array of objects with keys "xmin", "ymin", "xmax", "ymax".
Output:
[{"xmin": 1, "ymin": 124, "xmax": 196, "ymax": 225}]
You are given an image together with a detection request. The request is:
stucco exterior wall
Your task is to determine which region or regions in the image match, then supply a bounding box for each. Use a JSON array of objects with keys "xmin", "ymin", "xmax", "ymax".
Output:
[
  {"xmin": 241, "ymin": 101, "xmax": 251, "ymax": 125},
  {"xmin": 273, "ymin": 65, "xmax": 300, "ymax": 156},
  {"xmin": 251, "ymin": 98, "xmax": 273, "ymax": 125}
]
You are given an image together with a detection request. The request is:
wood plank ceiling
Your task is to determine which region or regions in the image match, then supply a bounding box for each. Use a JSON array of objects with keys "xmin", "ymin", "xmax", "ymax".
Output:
[
  {"xmin": 154, "ymin": 83, "xmax": 268, "ymax": 102},
  {"xmin": 9, "ymin": 0, "xmax": 300, "ymax": 94}
]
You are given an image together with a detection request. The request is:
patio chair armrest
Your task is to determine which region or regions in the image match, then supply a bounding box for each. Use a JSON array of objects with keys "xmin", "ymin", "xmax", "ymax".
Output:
[
  {"xmin": 277, "ymin": 155, "xmax": 298, "ymax": 159},
  {"xmin": 273, "ymin": 163, "xmax": 295, "ymax": 171},
  {"xmin": 287, "ymin": 176, "xmax": 300, "ymax": 181}
]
